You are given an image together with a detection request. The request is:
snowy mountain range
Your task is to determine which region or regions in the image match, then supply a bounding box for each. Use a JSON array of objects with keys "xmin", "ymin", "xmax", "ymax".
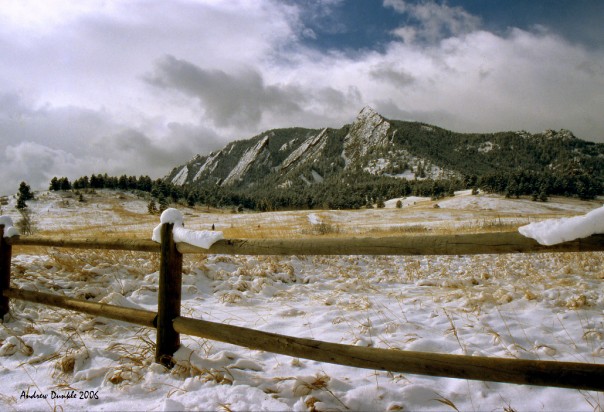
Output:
[{"xmin": 166, "ymin": 107, "xmax": 604, "ymax": 191}]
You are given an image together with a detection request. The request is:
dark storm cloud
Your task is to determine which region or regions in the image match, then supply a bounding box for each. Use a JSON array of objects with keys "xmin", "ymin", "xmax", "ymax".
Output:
[
  {"xmin": 369, "ymin": 64, "xmax": 416, "ymax": 86},
  {"xmin": 97, "ymin": 125, "xmax": 223, "ymax": 172},
  {"xmin": 145, "ymin": 55, "xmax": 306, "ymax": 129},
  {"xmin": 0, "ymin": 91, "xmax": 224, "ymax": 194}
]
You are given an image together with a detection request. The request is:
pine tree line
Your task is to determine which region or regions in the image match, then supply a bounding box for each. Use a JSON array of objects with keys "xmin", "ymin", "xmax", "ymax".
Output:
[
  {"xmin": 49, "ymin": 167, "xmax": 601, "ymax": 214},
  {"xmin": 49, "ymin": 174, "xmax": 154, "ymax": 192},
  {"xmin": 473, "ymin": 170, "xmax": 601, "ymax": 201}
]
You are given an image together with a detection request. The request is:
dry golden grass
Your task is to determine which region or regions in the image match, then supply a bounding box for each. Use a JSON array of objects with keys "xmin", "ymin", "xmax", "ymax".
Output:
[
  {"xmin": 15, "ymin": 189, "xmax": 599, "ymax": 243},
  {"xmin": 221, "ymin": 223, "xmax": 302, "ymax": 240}
]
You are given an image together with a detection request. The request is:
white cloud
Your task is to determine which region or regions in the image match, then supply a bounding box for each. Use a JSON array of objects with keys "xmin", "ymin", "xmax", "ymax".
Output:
[
  {"xmin": 384, "ymin": 0, "xmax": 481, "ymax": 43},
  {"xmin": 369, "ymin": 29, "xmax": 604, "ymax": 136},
  {"xmin": 2, "ymin": 142, "xmax": 82, "ymax": 195}
]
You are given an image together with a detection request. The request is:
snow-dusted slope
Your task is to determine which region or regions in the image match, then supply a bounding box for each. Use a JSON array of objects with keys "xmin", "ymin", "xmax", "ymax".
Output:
[
  {"xmin": 222, "ymin": 136, "xmax": 269, "ymax": 186},
  {"xmin": 193, "ymin": 151, "xmax": 221, "ymax": 181},
  {"xmin": 170, "ymin": 165, "xmax": 188, "ymax": 185},
  {"xmin": 163, "ymin": 107, "xmax": 604, "ymax": 197},
  {"xmin": 280, "ymin": 129, "xmax": 328, "ymax": 173}
]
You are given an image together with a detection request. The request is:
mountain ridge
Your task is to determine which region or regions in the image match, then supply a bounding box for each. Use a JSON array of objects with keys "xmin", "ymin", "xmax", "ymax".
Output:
[{"xmin": 167, "ymin": 106, "xmax": 602, "ymax": 191}]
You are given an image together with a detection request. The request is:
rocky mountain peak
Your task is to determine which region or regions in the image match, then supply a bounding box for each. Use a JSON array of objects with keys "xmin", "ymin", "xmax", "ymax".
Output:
[
  {"xmin": 343, "ymin": 106, "xmax": 391, "ymax": 165},
  {"xmin": 164, "ymin": 108, "xmax": 602, "ymax": 206},
  {"xmin": 354, "ymin": 106, "xmax": 383, "ymax": 123},
  {"xmin": 543, "ymin": 129, "xmax": 576, "ymax": 141}
]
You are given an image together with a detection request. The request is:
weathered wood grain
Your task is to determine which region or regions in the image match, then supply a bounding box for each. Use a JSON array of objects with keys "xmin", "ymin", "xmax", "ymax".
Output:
[
  {"xmin": 173, "ymin": 315, "xmax": 604, "ymax": 391},
  {"xmin": 155, "ymin": 223, "xmax": 183, "ymax": 368},
  {"xmin": 9, "ymin": 232, "xmax": 604, "ymax": 256},
  {"xmin": 178, "ymin": 232, "xmax": 604, "ymax": 256},
  {"xmin": 3, "ymin": 287, "xmax": 157, "ymax": 327},
  {"xmin": 7, "ymin": 236, "xmax": 160, "ymax": 252},
  {"xmin": 0, "ymin": 225, "xmax": 12, "ymax": 320}
]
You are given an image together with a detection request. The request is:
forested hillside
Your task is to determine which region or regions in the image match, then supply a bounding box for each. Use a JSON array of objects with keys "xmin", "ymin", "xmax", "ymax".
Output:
[{"xmin": 55, "ymin": 108, "xmax": 604, "ymax": 211}]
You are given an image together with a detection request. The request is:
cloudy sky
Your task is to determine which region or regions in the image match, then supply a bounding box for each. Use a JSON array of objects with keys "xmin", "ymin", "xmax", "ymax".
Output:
[{"xmin": 1, "ymin": 0, "xmax": 603, "ymax": 195}]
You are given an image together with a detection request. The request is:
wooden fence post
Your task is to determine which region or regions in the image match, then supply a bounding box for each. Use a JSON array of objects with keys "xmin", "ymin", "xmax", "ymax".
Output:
[
  {"xmin": 155, "ymin": 223, "xmax": 183, "ymax": 368},
  {"xmin": 0, "ymin": 225, "xmax": 12, "ymax": 321}
]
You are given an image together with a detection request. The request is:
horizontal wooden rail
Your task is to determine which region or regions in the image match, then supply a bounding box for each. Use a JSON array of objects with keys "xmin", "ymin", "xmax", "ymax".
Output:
[
  {"xmin": 3, "ymin": 288, "xmax": 157, "ymax": 328},
  {"xmin": 8, "ymin": 232, "xmax": 604, "ymax": 256},
  {"xmin": 173, "ymin": 316, "xmax": 604, "ymax": 391},
  {"xmin": 7, "ymin": 236, "xmax": 160, "ymax": 252},
  {"xmin": 179, "ymin": 232, "xmax": 604, "ymax": 256}
]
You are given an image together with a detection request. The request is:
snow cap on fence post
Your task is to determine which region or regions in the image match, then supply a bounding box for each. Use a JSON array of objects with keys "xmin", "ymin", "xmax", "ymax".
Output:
[
  {"xmin": 0, "ymin": 216, "xmax": 19, "ymax": 238},
  {"xmin": 151, "ymin": 208, "xmax": 224, "ymax": 249},
  {"xmin": 518, "ymin": 204, "xmax": 604, "ymax": 245},
  {"xmin": 152, "ymin": 208, "xmax": 184, "ymax": 243}
]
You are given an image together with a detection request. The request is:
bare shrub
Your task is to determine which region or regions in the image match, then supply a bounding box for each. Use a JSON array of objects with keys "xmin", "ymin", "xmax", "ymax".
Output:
[{"xmin": 15, "ymin": 207, "xmax": 37, "ymax": 235}]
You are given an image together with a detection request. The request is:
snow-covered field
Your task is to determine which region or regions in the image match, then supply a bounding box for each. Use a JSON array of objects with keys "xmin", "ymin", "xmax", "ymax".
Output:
[{"xmin": 1, "ymin": 190, "xmax": 603, "ymax": 411}]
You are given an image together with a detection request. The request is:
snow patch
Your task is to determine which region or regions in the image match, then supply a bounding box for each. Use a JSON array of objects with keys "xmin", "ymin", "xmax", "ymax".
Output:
[
  {"xmin": 152, "ymin": 208, "xmax": 224, "ymax": 249},
  {"xmin": 519, "ymin": 204, "xmax": 604, "ymax": 245},
  {"xmin": 478, "ymin": 141, "xmax": 497, "ymax": 153},
  {"xmin": 281, "ymin": 129, "xmax": 328, "ymax": 172},
  {"xmin": 387, "ymin": 170, "xmax": 417, "ymax": 180},
  {"xmin": 223, "ymin": 136, "xmax": 269, "ymax": 185},
  {"xmin": 307, "ymin": 213, "xmax": 322, "ymax": 225},
  {"xmin": 311, "ymin": 169, "xmax": 324, "ymax": 183},
  {"xmin": 193, "ymin": 151, "xmax": 221, "ymax": 181},
  {"xmin": 300, "ymin": 175, "xmax": 311, "ymax": 186},
  {"xmin": 171, "ymin": 166, "xmax": 188, "ymax": 185}
]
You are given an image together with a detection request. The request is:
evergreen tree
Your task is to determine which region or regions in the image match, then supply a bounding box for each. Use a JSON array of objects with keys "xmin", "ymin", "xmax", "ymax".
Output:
[
  {"xmin": 447, "ymin": 185, "xmax": 455, "ymax": 197},
  {"xmin": 147, "ymin": 199, "xmax": 158, "ymax": 214},
  {"xmin": 18, "ymin": 181, "xmax": 34, "ymax": 201},
  {"xmin": 16, "ymin": 196, "xmax": 27, "ymax": 210},
  {"xmin": 186, "ymin": 191, "xmax": 197, "ymax": 207},
  {"xmin": 59, "ymin": 177, "xmax": 72, "ymax": 191},
  {"xmin": 138, "ymin": 175, "xmax": 153, "ymax": 192},
  {"xmin": 16, "ymin": 181, "xmax": 34, "ymax": 210},
  {"xmin": 49, "ymin": 177, "xmax": 60, "ymax": 191},
  {"xmin": 158, "ymin": 193, "xmax": 169, "ymax": 212},
  {"xmin": 118, "ymin": 175, "xmax": 128, "ymax": 190},
  {"xmin": 90, "ymin": 174, "xmax": 102, "ymax": 188},
  {"xmin": 73, "ymin": 176, "xmax": 90, "ymax": 189}
]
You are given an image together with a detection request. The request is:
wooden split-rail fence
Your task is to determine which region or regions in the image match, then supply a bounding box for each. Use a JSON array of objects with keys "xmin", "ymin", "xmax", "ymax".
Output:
[{"xmin": 1, "ymin": 223, "xmax": 604, "ymax": 391}]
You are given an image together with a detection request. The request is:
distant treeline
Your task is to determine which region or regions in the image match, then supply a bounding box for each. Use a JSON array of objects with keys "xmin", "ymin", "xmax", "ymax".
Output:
[
  {"xmin": 50, "ymin": 174, "xmax": 154, "ymax": 192},
  {"xmin": 477, "ymin": 170, "xmax": 601, "ymax": 201},
  {"xmin": 49, "ymin": 169, "xmax": 601, "ymax": 212}
]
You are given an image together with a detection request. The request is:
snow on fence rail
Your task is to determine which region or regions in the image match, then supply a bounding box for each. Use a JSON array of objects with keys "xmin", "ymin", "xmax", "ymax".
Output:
[{"xmin": 1, "ymin": 223, "xmax": 604, "ymax": 391}]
